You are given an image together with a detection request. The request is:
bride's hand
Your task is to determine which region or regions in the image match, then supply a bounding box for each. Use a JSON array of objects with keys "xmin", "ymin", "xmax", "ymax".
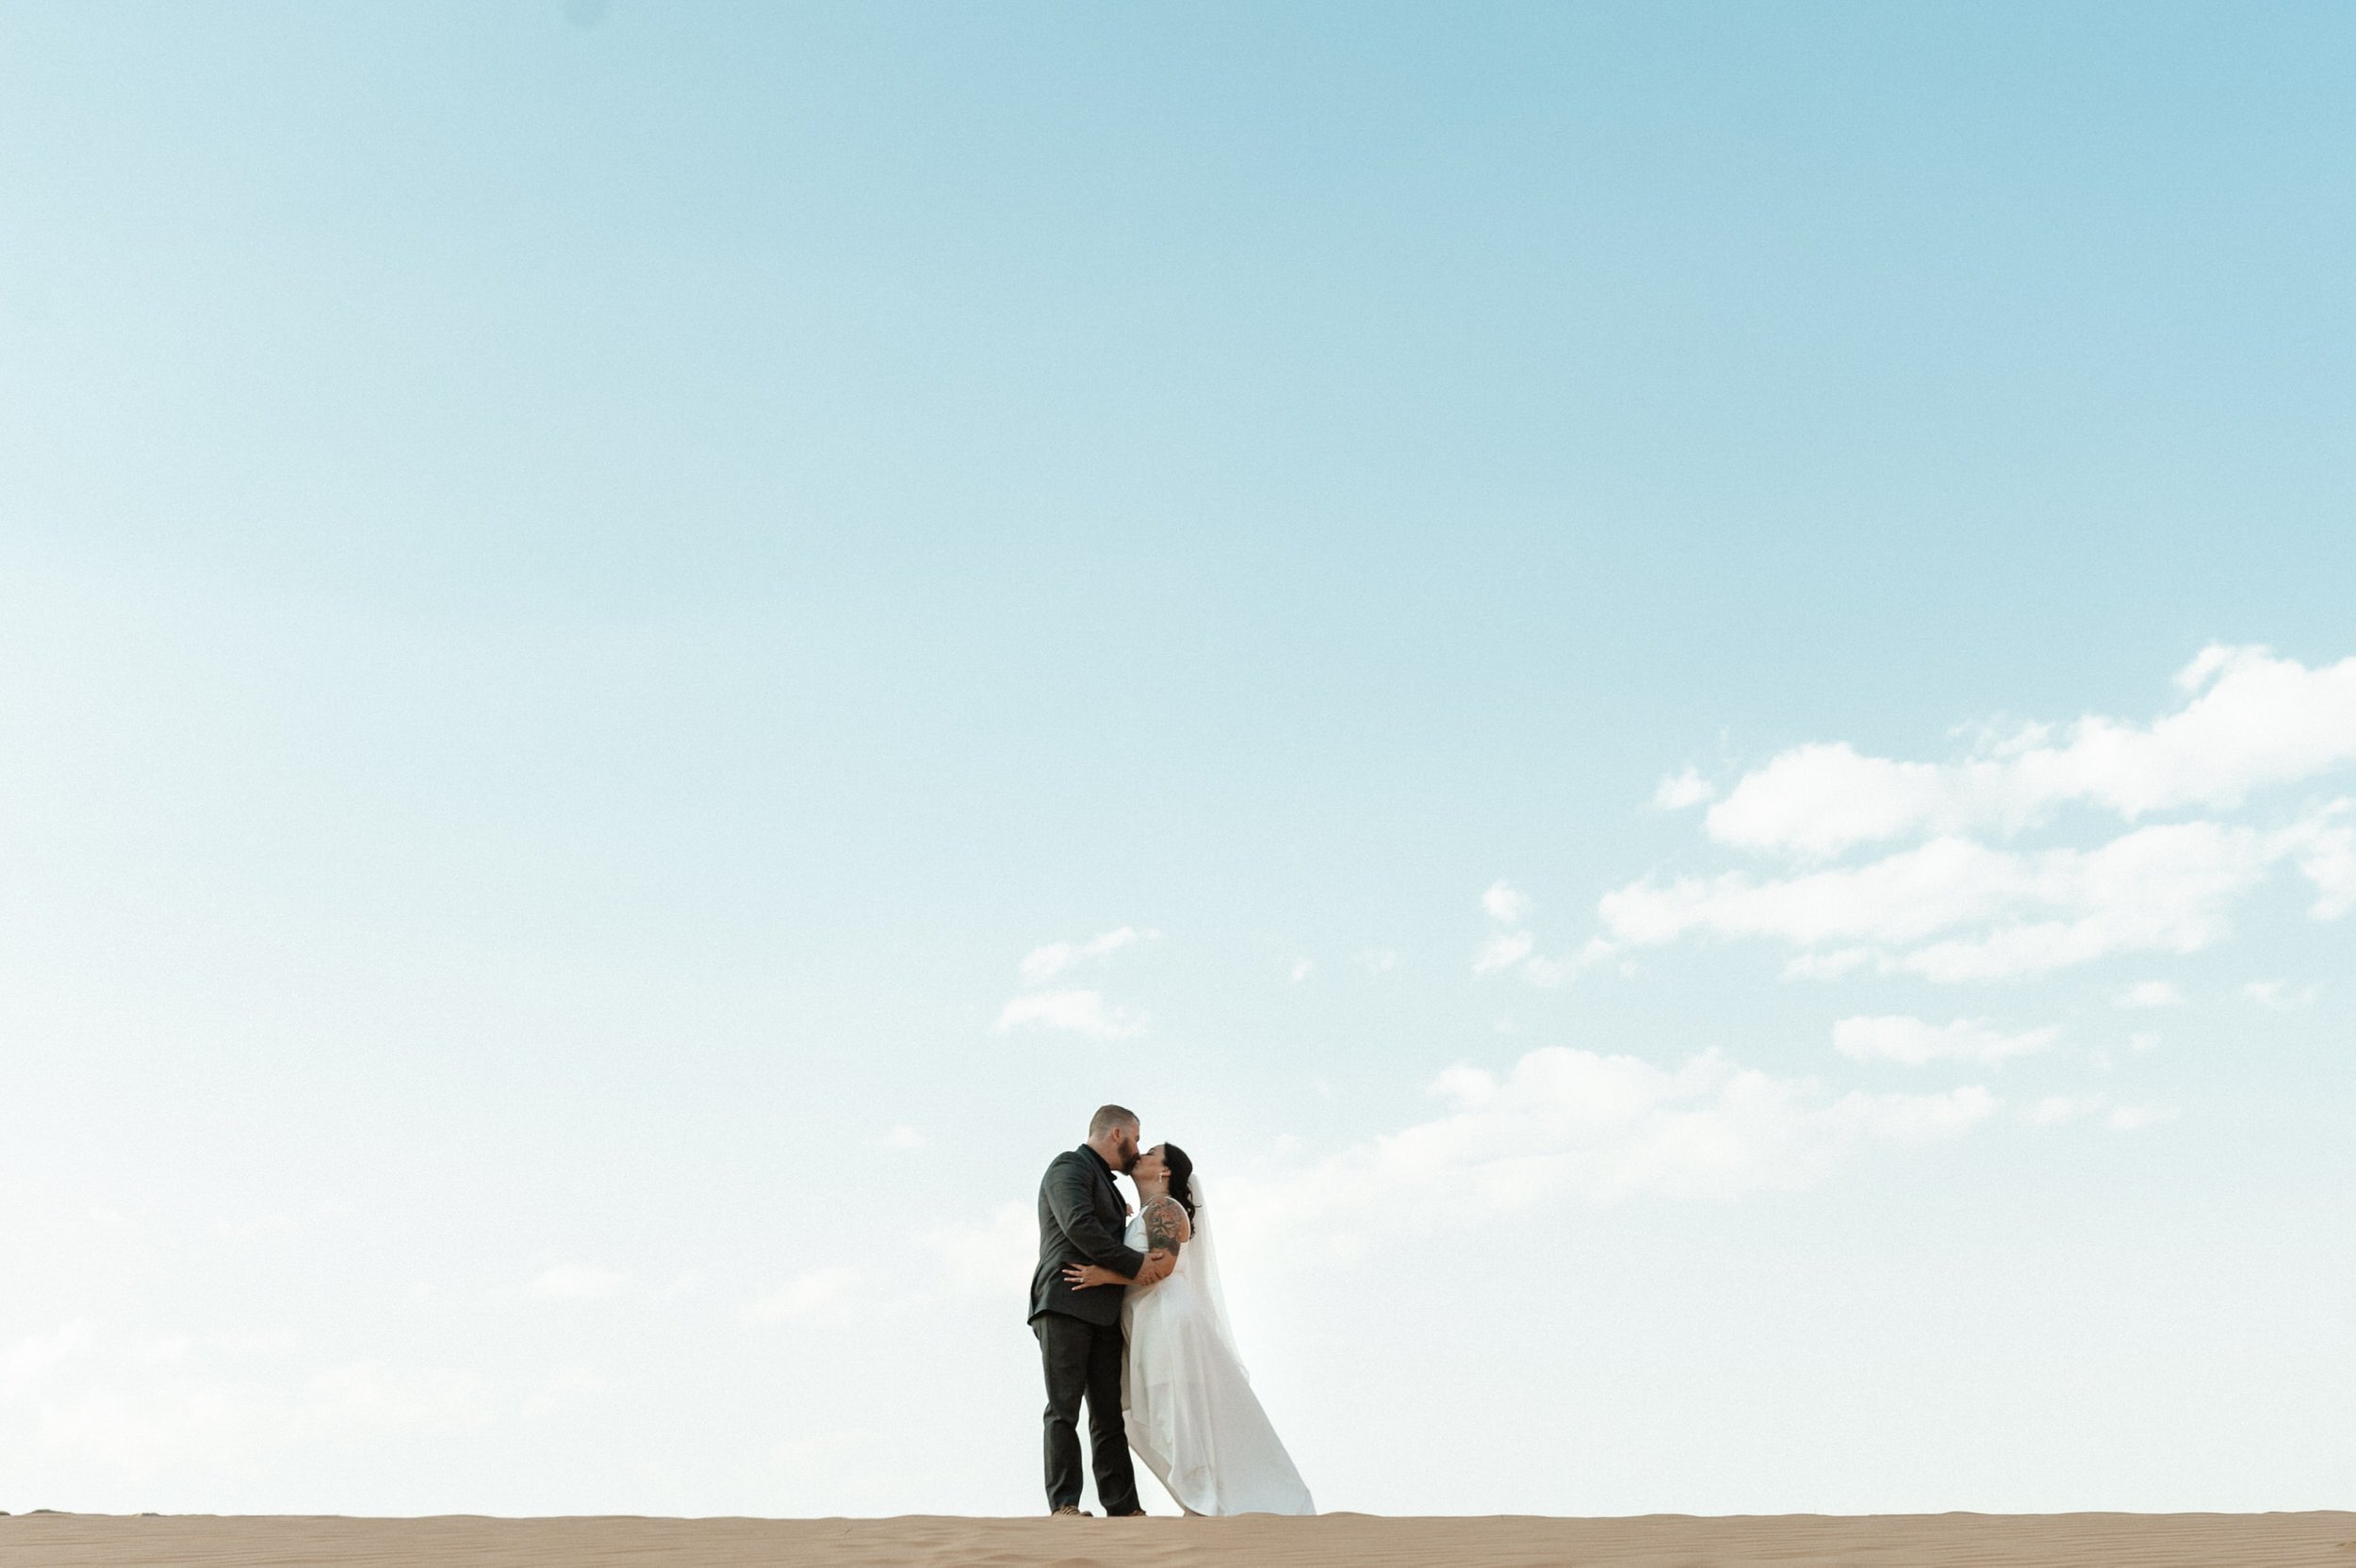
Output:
[{"xmin": 1062, "ymin": 1262, "xmax": 1125, "ymax": 1289}]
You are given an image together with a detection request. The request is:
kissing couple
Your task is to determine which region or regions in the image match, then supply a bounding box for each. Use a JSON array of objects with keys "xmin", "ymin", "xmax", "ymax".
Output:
[{"xmin": 1026, "ymin": 1103, "xmax": 1315, "ymax": 1518}]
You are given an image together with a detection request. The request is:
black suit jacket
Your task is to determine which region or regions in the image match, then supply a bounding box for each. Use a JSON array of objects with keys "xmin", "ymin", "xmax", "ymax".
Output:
[{"xmin": 1028, "ymin": 1144, "xmax": 1147, "ymax": 1327}]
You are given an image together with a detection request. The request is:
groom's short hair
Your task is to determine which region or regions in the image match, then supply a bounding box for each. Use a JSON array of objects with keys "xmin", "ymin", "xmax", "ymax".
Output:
[{"xmin": 1089, "ymin": 1103, "xmax": 1138, "ymax": 1138}]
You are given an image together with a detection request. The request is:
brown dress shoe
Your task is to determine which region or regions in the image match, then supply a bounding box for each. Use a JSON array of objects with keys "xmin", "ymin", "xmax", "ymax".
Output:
[{"xmin": 1052, "ymin": 1505, "xmax": 1090, "ymax": 1517}]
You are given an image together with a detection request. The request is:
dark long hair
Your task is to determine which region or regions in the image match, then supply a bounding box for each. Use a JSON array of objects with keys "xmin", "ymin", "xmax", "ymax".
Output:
[{"xmin": 1159, "ymin": 1143, "xmax": 1196, "ymax": 1219}]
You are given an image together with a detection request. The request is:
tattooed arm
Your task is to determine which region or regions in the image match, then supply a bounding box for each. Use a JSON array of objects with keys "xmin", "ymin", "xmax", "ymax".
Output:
[{"xmin": 1063, "ymin": 1198, "xmax": 1188, "ymax": 1290}]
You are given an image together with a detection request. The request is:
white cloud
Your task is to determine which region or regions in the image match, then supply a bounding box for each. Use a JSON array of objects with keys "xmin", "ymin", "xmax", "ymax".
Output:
[
  {"xmin": 527, "ymin": 1265, "xmax": 630, "ymax": 1300},
  {"xmin": 1003, "ymin": 928, "xmax": 1156, "ymax": 1038},
  {"xmin": 1601, "ymin": 837, "xmax": 2034, "ymax": 949},
  {"xmin": 1832, "ymin": 1015, "xmax": 2058, "ymax": 1066},
  {"xmin": 2130, "ymin": 1031, "xmax": 2162, "ymax": 1053},
  {"xmin": 1482, "ymin": 880, "xmax": 1532, "ymax": 923},
  {"xmin": 1018, "ymin": 925, "xmax": 1157, "ymax": 986},
  {"xmin": 1471, "ymin": 929, "xmax": 1536, "ymax": 975},
  {"xmin": 1704, "ymin": 646, "xmax": 2356, "ymax": 858},
  {"xmin": 993, "ymin": 988, "xmax": 1143, "ymax": 1037},
  {"xmin": 2115, "ymin": 980, "xmax": 2184, "ymax": 1009},
  {"xmin": 2242, "ymin": 979, "xmax": 2319, "ymax": 1011},
  {"xmin": 1518, "ymin": 953, "xmax": 1579, "ymax": 988},
  {"xmin": 1355, "ymin": 949, "xmax": 1399, "ymax": 973},
  {"xmin": 1784, "ymin": 947, "xmax": 1873, "ymax": 980},
  {"xmin": 1475, "ymin": 882, "xmax": 1587, "ymax": 986},
  {"xmin": 2, "ymin": 1319, "xmax": 98, "ymax": 1389},
  {"xmin": 1426, "ymin": 1062, "xmax": 1498, "ymax": 1106},
  {"xmin": 742, "ymin": 1266, "xmax": 860, "ymax": 1325},
  {"xmin": 2024, "ymin": 1094, "xmax": 2103, "ymax": 1126},
  {"xmin": 1598, "ymin": 815, "xmax": 2318, "ymax": 982},
  {"xmin": 1652, "ymin": 767, "xmax": 1716, "ymax": 810},
  {"xmin": 1706, "ymin": 743, "xmax": 1998, "ymax": 859},
  {"xmin": 2289, "ymin": 799, "xmax": 2356, "ymax": 918},
  {"xmin": 1289, "ymin": 956, "xmax": 1314, "ymax": 982},
  {"xmin": 6, "ymin": 1324, "xmax": 495, "ymax": 1478},
  {"xmin": 2021, "ymin": 1092, "xmax": 2176, "ymax": 1132},
  {"xmin": 2106, "ymin": 1104, "xmax": 2177, "ymax": 1132},
  {"xmin": 1233, "ymin": 1047, "xmax": 1999, "ymax": 1243},
  {"xmin": 925, "ymin": 1201, "xmax": 1037, "ymax": 1296},
  {"xmin": 884, "ymin": 1124, "xmax": 927, "ymax": 1150}
]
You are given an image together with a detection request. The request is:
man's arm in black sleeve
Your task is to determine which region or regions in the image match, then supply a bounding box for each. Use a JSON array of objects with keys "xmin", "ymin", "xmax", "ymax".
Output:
[{"xmin": 1042, "ymin": 1158, "xmax": 1147, "ymax": 1278}]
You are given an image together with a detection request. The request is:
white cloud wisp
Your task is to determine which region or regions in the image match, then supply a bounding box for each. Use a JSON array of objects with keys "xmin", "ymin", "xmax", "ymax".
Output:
[
  {"xmin": 1832, "ymin": 1015, "xmax": 2058, "ymax": 1066},
  {"xmin": 1235, "ymin": 1046, "xmax": 2000, "ymax": 1245},
  {"xmin": 1018, "ymin": 925, "xmax": 1158, "ymax": 986},
  {"xmin": 993, "ymin": 988, "xmax": 1143, "ymax": 1038},
  {"xmin": 1595, "ymin": 812, "xmax": 2343, "ymax": 983},
  {"xmin": 1703, "ymin": 645, "xmax": 2356, "ymax": 858},
  {"xmin": 742, "ymin": 1266, "xmax": 861, "ymax": 1326},
  {"xmin": 998, "ymin": 924, "xmax": 1158, "ymax": 1037}
]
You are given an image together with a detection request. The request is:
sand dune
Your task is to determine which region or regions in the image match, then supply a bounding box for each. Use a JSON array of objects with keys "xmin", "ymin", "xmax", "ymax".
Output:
[{"xmin": 6, "ymin": 1511, "xmax": 2354, "ymax": 1567}]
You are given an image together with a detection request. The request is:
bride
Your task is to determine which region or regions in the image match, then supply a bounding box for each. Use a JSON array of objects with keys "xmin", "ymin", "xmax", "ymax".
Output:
[{"xmin": 1062, "ymin": 1143, "xmax": 1315, "ymax": 1517}]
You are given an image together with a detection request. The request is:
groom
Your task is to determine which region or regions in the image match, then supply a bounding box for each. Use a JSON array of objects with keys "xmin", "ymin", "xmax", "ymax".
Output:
[{"xmin": 1028, "ymin": 1103, "xmax": 1173, "ymax": 1517}]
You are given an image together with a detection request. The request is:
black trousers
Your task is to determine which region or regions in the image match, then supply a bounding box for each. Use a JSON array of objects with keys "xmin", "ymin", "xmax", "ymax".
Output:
[{"xmin": 1033, "ymin": 1311, "xmax": 1139, "ymax": 1514}]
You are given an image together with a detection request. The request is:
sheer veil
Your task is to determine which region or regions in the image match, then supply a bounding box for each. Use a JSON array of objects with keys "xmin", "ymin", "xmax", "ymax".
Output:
[{"xmin": 1183, "ymin": 1176, "xmax": 1249, "ymax": 1380}]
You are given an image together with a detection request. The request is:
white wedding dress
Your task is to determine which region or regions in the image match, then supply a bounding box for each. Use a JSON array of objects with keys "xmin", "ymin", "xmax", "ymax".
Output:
[{"xmin": 1120, "ymin": 1184, "xmax": 1315, "ymax": 1516}]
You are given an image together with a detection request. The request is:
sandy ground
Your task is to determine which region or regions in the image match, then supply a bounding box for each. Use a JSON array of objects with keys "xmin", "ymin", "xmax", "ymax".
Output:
[{"xmin": 4, "ymin": 1511, "xmax": 2353, "ymax": 1567}]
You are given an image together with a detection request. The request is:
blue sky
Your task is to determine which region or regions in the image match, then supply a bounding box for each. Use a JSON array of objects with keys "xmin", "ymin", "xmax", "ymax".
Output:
[{"xmin": 2, "ymin": 0, "xmax": 2351, "ymax": 1517}]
